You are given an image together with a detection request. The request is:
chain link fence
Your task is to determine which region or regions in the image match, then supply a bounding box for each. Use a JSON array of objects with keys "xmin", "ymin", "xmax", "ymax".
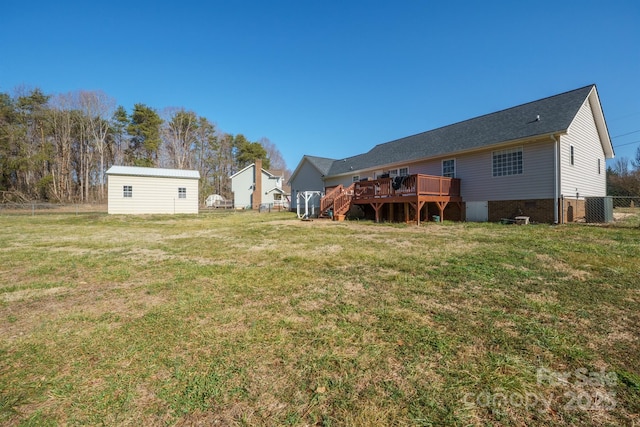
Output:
[
  {"xmin": 0, "ymin": 202, "xmax": 107, "ymax": 216},
  {"xmin": 562, "ymin": 196, "xmax": 640, "ymax": 227}
]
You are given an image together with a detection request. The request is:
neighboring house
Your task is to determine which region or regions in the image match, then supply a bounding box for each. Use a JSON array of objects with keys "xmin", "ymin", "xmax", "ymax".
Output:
[
  {"xmin": 230, "ymin": 159, "xmax": 290, "ymax": 209},
  {"xmin": 289, "ymin": 85, "xmax": 614, "ymax": 223},
  {"xmin": 106, "ymin": 166, "xmax": 200, "ymax": 214}
]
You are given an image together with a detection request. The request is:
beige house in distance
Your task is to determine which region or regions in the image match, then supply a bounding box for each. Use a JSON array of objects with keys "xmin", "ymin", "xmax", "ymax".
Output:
[{"xmin": 106, "ymin": 166, "xmax": 200, "ymax": 214}]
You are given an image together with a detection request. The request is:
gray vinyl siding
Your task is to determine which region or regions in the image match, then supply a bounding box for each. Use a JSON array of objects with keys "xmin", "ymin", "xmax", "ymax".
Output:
[
  {"xmin": 231, "ymin": 167, "xmax": 255, "ymax": 209},
  {"xmin": 107, "ymin": 175, "xmax": 199, "ymax": 214},
  {"xmin": 330, "ymin": 140, "xmax": 555, "ymax": 202},
  {"xmin": 457, "ymin": 140, "xmax": 555, "ymax": 201},
  {"xmin": 323, "ymin": 175, "xmax": 357, "ymax": 189},
  {"xmin": 232, "ymin": 166, "xmax": 283, "ymax": 208},
  {"xmin": 263, "ymin": 175, "xmax": 283, "ymax": 205},
  {"xmin": 407, "ymin": 161, "xmax": 442, "ymax": 176},
  {"xmin": 560, "ymin": 99, "xmax": 607, "ymax": 197},
  {"xmin": 289, "ymin": 159, "xmax": 327, "ymax": 209},
  {"xmin": 405, "ymin": 142, "xmax": 554, "ymax": 201}
]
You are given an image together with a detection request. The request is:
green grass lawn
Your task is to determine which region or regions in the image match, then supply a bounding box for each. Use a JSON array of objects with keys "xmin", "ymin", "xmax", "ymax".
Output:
[{"xmin": 1, "ymin": 211, "xmax": 638, "ymax": 426}]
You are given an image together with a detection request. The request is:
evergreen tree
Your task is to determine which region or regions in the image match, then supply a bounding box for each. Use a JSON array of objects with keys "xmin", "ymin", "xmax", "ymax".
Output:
[{"xmin": 126, "ymin": 104, "xmax": 162, "ymax": 167}]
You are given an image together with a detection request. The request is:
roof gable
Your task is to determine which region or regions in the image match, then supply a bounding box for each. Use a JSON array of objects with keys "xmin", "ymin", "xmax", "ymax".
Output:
[
  {"xmin": 584, "ymin": 86, "xmax": 614, "ymax": 158},
  {"xmin": 288, "ymin": 155, "xmax": 336, "ymax": 184},
  {"xmin": 265, "ymin": 187, "xmax": 288, "ymax": 195},
  {"xmin": 327, "ymin": 85, "xmax": 600, "ymax": 176},
  {"xmin": 230, "ymin": 163, "xmax": 276, "ymax": 180}
]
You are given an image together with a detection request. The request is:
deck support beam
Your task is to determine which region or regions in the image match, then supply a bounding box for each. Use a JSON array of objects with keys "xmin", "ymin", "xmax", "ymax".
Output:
[
  {"xmin": 370, "ymin": 202, "xmax": 385, "ymax": 223},
  {"xmin": 436, "ymin": 201, "xmax": 449, "ymax": 222},
  {"xmin": 408, "ymin": 201, "xmax": 426, "ymax": 225}
]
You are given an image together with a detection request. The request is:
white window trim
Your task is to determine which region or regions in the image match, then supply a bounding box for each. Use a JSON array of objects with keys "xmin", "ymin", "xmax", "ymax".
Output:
[
  {"xmin": 492, "ymin": 146, "xmax": 523, "ymax": 177},
  {"xmin": 442, "ymin": 159, "xmax": 455, "ymax": 178},
  {"xmin": 399, "ymin": 167, "xmax": 409, "ymax": 176},
  {"xmin": 178, "ymin": 187, "xmax": 187, "ymax": 199},
  {"xmin": 570, "ymin": 145, "xmax": 575, "ymax": 166},
  {"xmin": 123, "ymin": 185, "xmax": 132, "ymax": 198},
  {"xmin": 352, "ymin": 175, "xmax": 360, "ymax": 183}
]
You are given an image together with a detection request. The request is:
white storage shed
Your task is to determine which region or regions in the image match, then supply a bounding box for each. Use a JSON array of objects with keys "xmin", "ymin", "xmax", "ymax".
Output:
[{"xmin": 106, "ymin": 166, "xmax": 200, "ymax": 214}]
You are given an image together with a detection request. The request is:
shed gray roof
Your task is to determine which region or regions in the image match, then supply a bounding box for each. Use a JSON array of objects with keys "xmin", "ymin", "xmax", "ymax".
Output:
[
  {"xmin": 106, "ymin": 166, "xmax": 200, "ymax": 179},
  {"xmin": 327, "ymin": 85, "xmax": 598, "ymax": 176}
]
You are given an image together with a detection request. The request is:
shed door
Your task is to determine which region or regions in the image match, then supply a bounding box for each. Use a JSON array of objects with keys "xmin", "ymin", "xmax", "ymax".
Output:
[{"xmin": 466, "ymin": 201, "xmax": 488, "ymax": 222}]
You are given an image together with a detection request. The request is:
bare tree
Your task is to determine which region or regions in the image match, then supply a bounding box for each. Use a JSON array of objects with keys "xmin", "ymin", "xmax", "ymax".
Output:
[
  {"xmin": 48, "ymin": 92, "xmax": 77, "ymax": 201},
  {"xmin": 259, "ymin": 137, "xmax": 291, "ymax": 179},
  {"xmin": 632, "ymin": 146, "xmax": 640, "ymax": 170},
  {"xmin": 161, "ymin": 107, "xmax": 198, "ymax": 169},
  {"xmin": 214, "ymin": 133, "xmax": 235, "ymax": 198},
  {"xmin": 193, "ymin": 116, "xmax": 218, "ymax": 199},
  {"xmin": 613, "ymin": 157, "xmax": 630, "ymax": 176},
  {"xmin": 79, "ymin": 90, "xmax": 115, "ymax": 200}
]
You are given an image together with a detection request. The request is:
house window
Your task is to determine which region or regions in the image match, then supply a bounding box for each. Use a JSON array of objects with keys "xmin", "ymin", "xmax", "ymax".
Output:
[
  {"xmin": 388, "ymin": 169, "xmax": 398, "ymax": 178},
  {"xmin": 570, "ymin": 145, "xmax": 575, "ymax": 166},
  {"xmin": 178, "ymin": 187, "xmax": 186, "ymax": 199},
  {"xmin": 352, "ymin": 175, "xmax": 360, "ymax": 182},
  {"xmin": 399, "ymin": 167, "xmax": 409, "ymax": 176},
  {"xmin": 442, "ymin": 159, "xmax": 455, "ymax": 178},
  {"xmin": 492, "ymin": 147, "xmax": 523, "ymax": 177},
  {"xmin": 123, "ymin": 185, "xmax": 132, "ymax": 198}
]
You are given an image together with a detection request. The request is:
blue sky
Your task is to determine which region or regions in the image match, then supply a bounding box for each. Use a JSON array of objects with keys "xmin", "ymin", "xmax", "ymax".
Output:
[{"xmin": 1, "ymin": 1, "xmax": 639, "ymax": 170}]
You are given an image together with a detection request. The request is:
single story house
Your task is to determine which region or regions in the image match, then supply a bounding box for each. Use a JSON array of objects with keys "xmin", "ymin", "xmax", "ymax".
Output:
[
  {"xmin": 289, "ymin": 84, "xmax": 614, "ymax": 223},
  {"xmin": 106, "ymin": 166, "xmax": 200, "ymax": 214},
  {"xmin": 230, "ymin": 159, "xmax": 290, "ymax": 210}
]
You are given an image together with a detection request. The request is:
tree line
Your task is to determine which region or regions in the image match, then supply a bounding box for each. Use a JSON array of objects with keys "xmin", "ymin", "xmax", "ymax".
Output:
[
  {"xmin": 607, "ymin": 151, "xmax": 640, "ymax": 197},
  {"xmin": 0, "ymin": 87, "xmax": 288, "ymax": 203}
]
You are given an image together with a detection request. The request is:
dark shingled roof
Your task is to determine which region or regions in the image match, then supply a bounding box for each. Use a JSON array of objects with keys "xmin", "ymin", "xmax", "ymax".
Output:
[
  {"xmin": 327, "ymin": 85, "xmax": 595, "ymax": 176},
  {"xmin": 304, "ymin": 155, "xmax": 336, "ymax": 175}
]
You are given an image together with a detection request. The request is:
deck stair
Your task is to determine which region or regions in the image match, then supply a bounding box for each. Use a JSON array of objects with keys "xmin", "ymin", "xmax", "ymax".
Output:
[{"xmin": 320, "ymin": 183, "xmax": 354, "ymax": 218}]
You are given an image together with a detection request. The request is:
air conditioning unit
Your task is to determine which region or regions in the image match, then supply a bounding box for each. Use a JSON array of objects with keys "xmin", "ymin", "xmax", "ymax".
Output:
[{"xmin": 585, "ymin": 197, "xmax": 613, "ymax": 223}]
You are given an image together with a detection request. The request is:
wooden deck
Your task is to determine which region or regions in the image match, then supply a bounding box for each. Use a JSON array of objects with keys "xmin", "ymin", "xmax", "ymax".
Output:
[{"xmin": 321, "ymin": 174, "xmax": 462, "ymax": 224}]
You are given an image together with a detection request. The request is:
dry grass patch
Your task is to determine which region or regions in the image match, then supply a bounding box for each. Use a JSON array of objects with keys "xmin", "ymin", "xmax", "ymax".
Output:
[
  {"xmin": 0, "ymin": 213, "xmax": 638, "ymax": 426},
  {"xmin": 535, "ymin": 253, "xmax": 590, "ymax": 281}
]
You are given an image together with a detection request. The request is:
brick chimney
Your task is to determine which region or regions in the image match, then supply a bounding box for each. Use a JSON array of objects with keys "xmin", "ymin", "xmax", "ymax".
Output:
[{"xmin": 252, "ymin": 159, "xmax": 262, "ymax": 210}]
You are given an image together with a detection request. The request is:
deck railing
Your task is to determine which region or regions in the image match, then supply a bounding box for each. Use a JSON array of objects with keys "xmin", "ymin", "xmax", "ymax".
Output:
[
  {"xmin": 353, "ymin": 174, "xmax": 460, "ymax": 200},
  {"xmin": 333, "ymin": 183, "xmax": 354, "ymax": 215},
  {"xmin": 320, "ymin": 183, "xmax": 355, "ymax": 216},
  {"xmin": 320, "ymin": 184, "xmax": 343, "ymax": 214}
]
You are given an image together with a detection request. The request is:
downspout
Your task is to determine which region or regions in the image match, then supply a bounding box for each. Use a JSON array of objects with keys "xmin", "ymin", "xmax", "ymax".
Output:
[{"xmin": 551, "ymin": 134, "xmax": 559, "ymax": 224}]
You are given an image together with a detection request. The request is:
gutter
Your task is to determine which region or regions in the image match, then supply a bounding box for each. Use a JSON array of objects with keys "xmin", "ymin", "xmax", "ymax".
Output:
[
  {"xmin": 329, "ymin": 131, "xmax": 569, "ymax": 179},
  {"xmin": 551, "ymin": 134, "xmax": 560, "ymax": 224}
]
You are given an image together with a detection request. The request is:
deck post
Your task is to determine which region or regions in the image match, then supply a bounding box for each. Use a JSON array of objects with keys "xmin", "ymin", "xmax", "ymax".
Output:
[
  {"xmin": 371, "ymin": 202, "xmax": 384, "ymax": 223},
  {"xmin": 436, "ymin": 201, "xmax": 448, "ymax": 222},
  {"xmin": 351, "ymin": 174, "xmax": 462, "ymax": 223},
  {"xmin": 417, "ymin": 201, "xmax": 426, "ymax": 225},
  {"xmin": 409, "ymin": 202, "xmax": 418, "ymax": 226}
]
